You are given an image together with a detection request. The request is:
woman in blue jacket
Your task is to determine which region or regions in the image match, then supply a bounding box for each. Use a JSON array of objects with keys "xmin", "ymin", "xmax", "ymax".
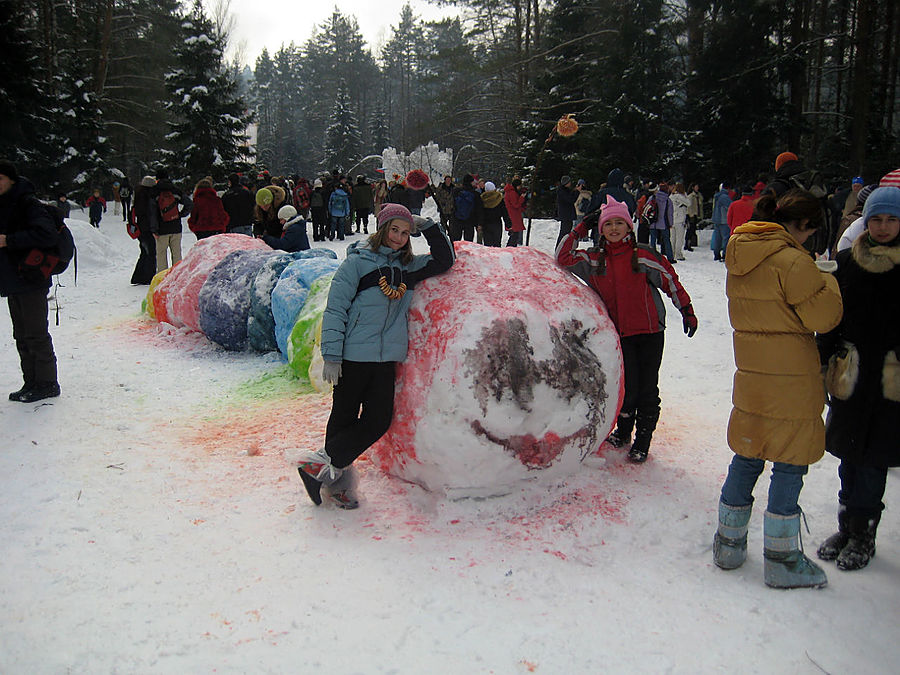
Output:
[{"xmin": 297, "ymin": 203, "xmax": 455, "ymax": 508}]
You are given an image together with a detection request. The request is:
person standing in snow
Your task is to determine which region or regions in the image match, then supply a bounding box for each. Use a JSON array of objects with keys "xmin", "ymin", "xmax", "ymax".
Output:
[
  {"xmin": 327, "ymin": 182, "xmax": 351, "ymax": 241},
  {"xmin": 151, "ymin": 170, "xmax": 192, "ymax": 273},
  {"xmin": 480, "ymin": 181, "xmax": 511, "ymax": 247},
  {"xmin": 130, "ymin": 176, "xmax": 158, "ymax": 284},
  {"xmin": 503, "ymin": 177, "xmax": 527, "ymax": 247},
  {"xmin": 726, "ymin": 184, "xmax": 757, "ymax": 236},
  {"xmin": 221, "ymin": 173, "xmax": 255, "ymax": 236},
  {"xmin": 556, "ymin": 196, "xmax": 697, "ymax": 463},
  {"xmin": 710, "ymin": 181, "xmax": 733, "ymax": 261},
  {"xmin": 0, "ymin": 160, "xmax": 61, "ymax": 403},
  {"xmin": 648, "ymin": 182, "xmax": 676, "ymax": 263},
  {"xmin": 669, "ymin": 182, "xmax": 690, "ymax": 261},
  {"xmin": 85, "ymin": 188, "xmax": 106, "ymax": 228},
  {"xmin": 555, "ymin": 175, "xmax": 578, "ymax": 246},
  {"xmin": 295, "ymin": 204, "xmax": 455, "ymax": 509},
  {"xmin": 351, "ymin": 175, "xmax": 374, "ymax": 234},
  {"xmin": 815, "ymin": 187, "xmax": 900, "ymax": 572},
  {"xmin": 187, "ymin": 177, "xmax": 229, "ymax": 239},
  {"xmin": 119, "ymin": 176, "xmax": 132, "ymax": 224},
  {"xmin": 712, "ymin": 188, "xmax": 842, "ymax": 589},
  {"xmin": 434, "ymin": 175, "xmax": 455, "ymax": 232},
  {"xmin": 449, "ymin": 173, "xmax": 482, "ymax": 242},
  {"xmin": 685, "ymin": 183, "xmax": 704, "ymax": 251}
]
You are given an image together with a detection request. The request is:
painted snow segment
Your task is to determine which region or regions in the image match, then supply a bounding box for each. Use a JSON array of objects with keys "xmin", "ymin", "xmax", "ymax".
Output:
[
  {"xmin": 369, "ymin": 242, "xmax": 624, "ymax": 498},
  {"xmin": 286, "ymin": 273, "xmax": 335, "ymax": 383},
  {"xmin": 144, "ymin": 268, "xmax": 171, "ymax": 319},
  {"xmin": 152, "ymin": 234, "xmax": 270, "ymax": 329},
  {"xmin": 198, "ymin": 249, "xmax": 280, "ymax": 351},
  {"xmin": 271, "ymin": 257, "xmax": 340, "ymax": 359}
]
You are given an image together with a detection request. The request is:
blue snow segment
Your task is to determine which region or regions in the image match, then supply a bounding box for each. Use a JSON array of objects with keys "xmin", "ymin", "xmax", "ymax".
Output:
[
  {"xmin": 198, "ymin": 249, "xmax": 279, "ymax": 351},
  {"xmin": 271, "ymin": 256, "xmax": 341, "ymax": 358},
  {"xmin": 247, "ymin": 252, "xmax": 297, "ymax": 353}
]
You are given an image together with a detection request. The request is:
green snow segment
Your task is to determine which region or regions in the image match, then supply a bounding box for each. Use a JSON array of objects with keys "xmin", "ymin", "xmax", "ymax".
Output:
[{"xmin": 287, "ymin": 273, "xmax": 334, "ymax": 379}]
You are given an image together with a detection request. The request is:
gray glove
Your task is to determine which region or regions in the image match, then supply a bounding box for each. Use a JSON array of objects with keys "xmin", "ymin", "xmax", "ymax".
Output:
[
  {"xmin": 322, "ymin": 360, "xmax": 342, "ymax": 385},
  {"xmin": 411, "ymin": 215, "xmax": 432, "ymax": 236}
]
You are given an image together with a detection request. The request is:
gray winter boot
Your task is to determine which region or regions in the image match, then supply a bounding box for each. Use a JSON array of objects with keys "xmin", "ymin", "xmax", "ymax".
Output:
[
  {"xmin": 836, "ymin": 513, "xmax": 880, "ymax": 571},
  {"xmin": 713, "ymin": 501, "xmax": 752, "ymax": 570},
  {"xmin": 297, "ymin": 448, "xmax": 343, "ymax": 506},
  {"xmin": 816, "ymin": 505, "xmax": 849, "ymax": 561},
  {"xmin": 763, "ymin": 511, "xmax": 827, "ymax": 589},
  {"xmin": 322, "ymin": 465, "xmax": 360, "ymax": 510}
]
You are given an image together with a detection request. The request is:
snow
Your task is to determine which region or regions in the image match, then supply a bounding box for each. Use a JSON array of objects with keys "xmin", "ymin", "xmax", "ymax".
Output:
[{"xmin": 1, "ymin": 205, "xmax": 898, "ymax": 672}]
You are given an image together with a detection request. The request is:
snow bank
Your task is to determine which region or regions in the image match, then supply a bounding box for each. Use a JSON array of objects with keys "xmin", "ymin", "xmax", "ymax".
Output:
[{"xmin": 370, "ymin": 242, "xmax": 624, "ymax": 497}]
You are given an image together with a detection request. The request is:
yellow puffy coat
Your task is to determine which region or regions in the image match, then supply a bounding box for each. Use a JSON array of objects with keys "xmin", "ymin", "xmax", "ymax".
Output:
[{"xmin": 725, "ymin": 221, "xmax": 843, "ymax": 465}]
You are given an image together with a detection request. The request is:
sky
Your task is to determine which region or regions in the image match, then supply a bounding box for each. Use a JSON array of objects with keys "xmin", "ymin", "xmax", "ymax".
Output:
[{"xmin": 220, "ymin": 0, "xmax": 457, "ymax": 67}]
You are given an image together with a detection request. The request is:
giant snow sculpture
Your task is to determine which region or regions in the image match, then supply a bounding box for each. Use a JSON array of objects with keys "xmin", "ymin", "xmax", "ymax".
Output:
[
  {"xmin": 368, "ymin": 242, "xmax": 624, "ymax": 497},
  {"xmin": 153, "ymin": 234, "xmax": 270, "ymax": 329},
  {"xmin": 286, "ymin": 273, "xmax": 334, "ymax": 381},
  {"xmin": 198, "ymin": 249, "xmax": 279, "ymax": 351}
]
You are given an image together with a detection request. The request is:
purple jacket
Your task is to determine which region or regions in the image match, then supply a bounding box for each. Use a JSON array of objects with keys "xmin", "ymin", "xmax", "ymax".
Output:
[{"xmin": 650, "ymin": 190, "xmax": 674, "ymax": 230}]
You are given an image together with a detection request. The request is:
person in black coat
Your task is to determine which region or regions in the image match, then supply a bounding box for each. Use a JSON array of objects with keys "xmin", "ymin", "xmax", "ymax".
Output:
[
  {"xmin": 131, "ymin": 176, "xmax": 159, "ymax": 284},
  {"xmin": 479, "ymin": 182, "xmax": 511, "ymax": 247},
  {"xmin": 449, "ymin": 173, "xmax": 483, "ymax": 242},
  {"xmin": 0, "ymin": 160, "xmax": 60, "ymax": 402},
  {"xmin": 555, "ymin": 175, "xmax": 578, "ymax": 245},
  {"xmin": 587, "ymin": 168, "xmax": 638, "ymax": 243},
  {"xmin": 221, "ymin": 173, "xmax": 255, "ymax": 236},
  {"xmin": 816, "ymin": 187, "xmax": 900, "ymax": 571}
]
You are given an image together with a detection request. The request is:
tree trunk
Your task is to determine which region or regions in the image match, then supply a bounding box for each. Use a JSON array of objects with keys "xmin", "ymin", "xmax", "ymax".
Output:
[{"xmin": 849, "ymin": 0, "xmax": 872, "ymax": 173}]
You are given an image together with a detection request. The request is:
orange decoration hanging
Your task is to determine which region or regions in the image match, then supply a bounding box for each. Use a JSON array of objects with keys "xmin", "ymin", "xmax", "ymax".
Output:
[{"xmin": 556, "ymin": 114, "xmax": 579, "ymax": 137}]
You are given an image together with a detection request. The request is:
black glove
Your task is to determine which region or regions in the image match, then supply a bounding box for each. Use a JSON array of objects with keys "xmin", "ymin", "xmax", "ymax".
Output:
[{"xmin": 681, "ymin": 304, "xmax": 698, "ymax": 338}]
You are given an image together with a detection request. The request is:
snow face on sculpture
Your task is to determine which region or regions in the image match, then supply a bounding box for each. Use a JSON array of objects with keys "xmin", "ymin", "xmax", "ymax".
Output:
[
  {"xmin": 198, "ymin": 249, "xmax": 278, "ymax": 351},
  {"xmin": 152, "ymin": 234, "xmax": 270, "ymax": 329},
  {"xmin": 368, "ymin": 242, "xmax": 624, "ymax": 498}
]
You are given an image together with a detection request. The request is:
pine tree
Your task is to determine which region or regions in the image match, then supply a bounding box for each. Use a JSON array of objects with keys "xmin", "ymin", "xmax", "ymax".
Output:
[
  {"xmin": 159, "ymin": 0, "xmax": 253, "ymax": 182},
  {"xmin": 323, "ymin": 81, "xmax": 363, "ymax": 172}
]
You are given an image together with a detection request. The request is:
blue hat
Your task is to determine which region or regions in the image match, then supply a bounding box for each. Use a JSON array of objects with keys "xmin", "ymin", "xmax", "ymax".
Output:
[
  {"xmin": 852, "ymin": 176, "xmax": 864, "ymax": 185},
  {"xmin": 862, "ymin": 187, "xmax": 900, "ymax": 226}
]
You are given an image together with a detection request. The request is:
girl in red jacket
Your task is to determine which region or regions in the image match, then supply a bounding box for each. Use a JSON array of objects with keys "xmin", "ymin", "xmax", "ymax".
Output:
[
  {"xmin": 557, "ymin": 196, "xmax": 698, "ymax": 462},
  {"xmin": 188, "ymin": 177, "xmax": 229, "ymax": 239}
]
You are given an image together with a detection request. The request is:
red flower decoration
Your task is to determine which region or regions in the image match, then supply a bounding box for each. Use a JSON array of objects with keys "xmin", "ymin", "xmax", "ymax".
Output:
[
  {"xmin": 406, "ymin": 169, "xmax": 430, "ymax": 191},
  {"xmin": 556, "ymin": 114, "xmax": 579, "ymax": 137}
]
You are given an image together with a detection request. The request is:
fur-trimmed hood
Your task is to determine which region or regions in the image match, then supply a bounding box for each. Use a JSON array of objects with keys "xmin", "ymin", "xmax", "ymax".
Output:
[{"xmin": 851, "ymin": 233, "xmax": 900, "ymax": 273}]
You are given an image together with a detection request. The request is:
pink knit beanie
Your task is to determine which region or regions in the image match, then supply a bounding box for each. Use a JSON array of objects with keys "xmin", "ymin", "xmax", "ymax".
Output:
[
  {"xmin": 376, "ymin": 203, "xmax": 415, "ymax": 231},
  {"xmin": 598, "ymin": 195, "xmax": 633, "ymax": 229}
]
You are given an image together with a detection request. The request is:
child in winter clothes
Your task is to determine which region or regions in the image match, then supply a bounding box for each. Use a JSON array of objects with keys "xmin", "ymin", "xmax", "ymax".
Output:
[
  {"xmin": 713, "ymin": 188, "xmax": 842, "ymax": 589},
  {"xmin": 816, "ymin": 186, "xmax": 900, "ymax": 571},
  {"xmin": 86, "ymin": 189, "xmax": 106, "ymax": 228},
  {"xmin": 295, "ymin": 204, "xmax": 455, "ymax": 509},
  {"xmin": 262, "ymin": 204, "xmax": 310, "ymax": 252},
  {"xmin": 556, "ymin": 195, "xmax": 697, "ymax": 463}
]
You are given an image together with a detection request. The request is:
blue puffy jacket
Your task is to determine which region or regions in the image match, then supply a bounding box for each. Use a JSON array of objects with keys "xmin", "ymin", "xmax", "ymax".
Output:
[{"xmin": 321, "ymin": 219, "xmax": 454, "ymax": 363}]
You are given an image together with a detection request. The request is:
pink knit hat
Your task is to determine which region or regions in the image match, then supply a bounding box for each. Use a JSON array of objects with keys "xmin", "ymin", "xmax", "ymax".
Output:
[
  {"xmin": 599, "ymin": 195, "xmax": 633, "ymax": 229},
  {"xmin": 376, "ymin": 202, "xmax": 415, "ymax": 231}
]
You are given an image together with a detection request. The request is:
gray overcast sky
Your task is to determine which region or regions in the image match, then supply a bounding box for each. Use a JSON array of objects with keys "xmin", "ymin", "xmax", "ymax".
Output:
[{"xmin": 218, "ymin": 0, "xmax": 456, "ymax": 67}]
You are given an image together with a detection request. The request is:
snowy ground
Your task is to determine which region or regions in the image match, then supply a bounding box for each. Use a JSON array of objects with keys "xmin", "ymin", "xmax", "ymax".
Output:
[{"xmin": 1, "ymin": 201, "xmax": 897, "ymax": 673}]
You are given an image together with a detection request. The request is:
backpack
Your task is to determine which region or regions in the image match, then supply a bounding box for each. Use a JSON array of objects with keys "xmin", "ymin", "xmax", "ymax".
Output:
[
  {"xmin": 19, "ymin": 202, "xmax": 76, "ymax": 282},
  {"xmin": 640, "ymin": 194, "xmax": 658, "ymax": 224},
  {"xmin": 790, "ymin": 169, "xmax": 827, "ymax": 199},
  {"xmin": 119, "ymin": 184, "xmax": 132, "ymax": 200},
  {"xmin": 158, "ymin": 190, "xmax": 181, "ymax": 222},
  {"xmin": 454, "ymin": 189, "xmax": 476, "ymax": 221},
  {"xmin": 127, "ymin": 205, "xmax": 140, "ymax": 239}
]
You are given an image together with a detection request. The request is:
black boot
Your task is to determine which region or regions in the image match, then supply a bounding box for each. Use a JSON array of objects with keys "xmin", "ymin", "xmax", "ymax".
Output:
[
  {"xmin": 836, "ymin": 513, "xmax": 880, "ymax": 571},
  {"xmin": 817, "ymin": 506, "xmax": 849, "ymax": 561},
  {"xmin": 628, "ymin": 409, "xmax": 659, "ymax": 463},
  {"xmin": 16, "ymin": 382, "xmax": 60, "ymax": 403},
  {"xmin": 607, "ymin": 412, "xmax": 635, "ymax": 449},
  {"xmin": 9, "ymin": 383, "xmax": 34, "ymax": 402}
]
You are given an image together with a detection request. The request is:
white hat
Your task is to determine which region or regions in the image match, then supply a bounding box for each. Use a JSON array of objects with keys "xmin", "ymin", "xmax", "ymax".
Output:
[
  {"xmin": 278, "ymin": 205, "xmax": 297, "ymax": 222},
  {"xmin": 484, "ymin": 181, "xmax": 496, "ymax": 192},
  {"xmin": 313, "ymin": 179, "xmax": 323, "ymax": 188}
]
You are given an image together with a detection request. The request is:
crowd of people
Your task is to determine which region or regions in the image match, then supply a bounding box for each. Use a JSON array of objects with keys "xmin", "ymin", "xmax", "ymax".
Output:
[{"xmin": 2, "ymin": 153, "xmax": 898, "ymax": 592}]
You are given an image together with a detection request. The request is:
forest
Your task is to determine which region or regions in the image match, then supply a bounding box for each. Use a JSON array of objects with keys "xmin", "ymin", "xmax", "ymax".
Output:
[{"xmin": 1, "ymin": 0, "xmax": 897, "ymax": 201}]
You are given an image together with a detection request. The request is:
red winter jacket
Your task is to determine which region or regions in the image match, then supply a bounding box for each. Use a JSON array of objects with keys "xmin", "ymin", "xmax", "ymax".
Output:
[
  {"xmin": 556, "ymin": 221, "xmax": 692, "ymax": 338},
  {"xmin": 503, "ymin": 183, "xmax": 526, "ymax": 232},
  {"xmin": 188, "ymin": 187, "xmax": 229, "ymax": 234},
  {"xmin": 727, "ymin": 194, "xmax": 757, "ymax": 235}
]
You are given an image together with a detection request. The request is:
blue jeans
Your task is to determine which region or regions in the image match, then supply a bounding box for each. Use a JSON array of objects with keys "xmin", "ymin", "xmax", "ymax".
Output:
[
  {"xmin": 711, "ymin": 223, "xmax": 730, "ymax": 259},
  {"xmin": 720, "ymin": 455, "xmax": 808, "ymax": 516},
  {"xmin": 649, "ymin": 228, "xmax": 674, "ymax": 261},
  {"xmin": 329, "ymin": 215, "xmax": 345, "ymax": 240}
]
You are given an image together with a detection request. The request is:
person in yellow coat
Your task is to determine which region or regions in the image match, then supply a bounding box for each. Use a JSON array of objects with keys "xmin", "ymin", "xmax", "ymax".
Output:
[{"xmin": 712, "ymin": 188, "xmax": 843, "ymax": 589}]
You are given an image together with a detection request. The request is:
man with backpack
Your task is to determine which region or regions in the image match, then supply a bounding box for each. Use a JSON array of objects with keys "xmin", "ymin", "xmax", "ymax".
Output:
[
  {"xmin": 765, "ymin": 151, "xmax": 831, "ymax": 255},
  {"xmin": 0, "ymin": 160, "xmax": 61, "ymax": 403},
  {"xmin": 151, "ymin": 169, "xmax": 192, "ymax": 273},
  {"xmin": 327, "ymin": 182, "xmax": 350, "ymax": 241},
  {"xmin": 222, "ymin": 173, "xmax": 254, "ymax": 236},
  {"xmin": 449, "ymin": 173, "xmax": 483, "ymax": 242}
]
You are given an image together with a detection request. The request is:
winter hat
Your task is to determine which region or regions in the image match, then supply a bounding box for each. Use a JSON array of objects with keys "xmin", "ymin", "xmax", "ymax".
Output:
[
  {"xmin": 313, "ymin": 178, "xmax": 323, "ymax": 188},
  {"xmin": 0, "ymin": 159, "xmax": 18, "ymax": 181},
  {"xmin": 255, "ymin": 188, "xmax": 273, "ymax": 206},
  {"xmin": 406, "ymin": 169, "xmax": 430, "ymax": 191},
  {"xmin": 862, "ymin": 187, "xmax": 900, "ymax": 226},
  {"xmin": 560, "ymin": 175, "xmax": 572, "ymax": 186},
  {"xmin": 577, "ymin": 179, "xmax": 586, "ymax": 187},
  {"xmin": 278, "ymin": 205, "xmax": 297, "ymax": 222},
  {"xmin": 599, "ymin": 196, "xmax": 633, "ymax": 230},
  {"xmin": 857, "ymin": 184, "xmax": 877, "ymax": 206},
  {"xmin": 376, "ymin": 203, "xmax": 415, "ymax": 232},
  {"xmin": 852, "ymin": 176, "xmax": 865, "ymax": 186},
  {"xmin": 140, "ymin": 175, "xmax": 156, "ymax": 187},
  {"xmin": 484, "ymin": 181, "xmax": 496, "ymax": 192},
  {"xmin": 775, "ymin": 152, "xmax": 798, "ymax": 171},
  {"xmin": 879, "ymin": 168, "xmax": 900, "ymax": 189}
]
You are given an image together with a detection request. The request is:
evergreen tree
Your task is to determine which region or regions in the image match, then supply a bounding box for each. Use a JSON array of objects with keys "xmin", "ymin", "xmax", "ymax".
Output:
[
  {"xmin": 323, "ymin": 81, "xmax": 362, "ymax": 172},
  {"xmin": 159, "ymin": 0, "xmax": 252, "ymax": 182}
]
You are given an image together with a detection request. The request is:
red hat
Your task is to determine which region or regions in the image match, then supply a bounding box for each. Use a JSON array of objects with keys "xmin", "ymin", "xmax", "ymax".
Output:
[
  {"xmin": 879, "ymin": 168, "xmax": 900, "ymax": 189},
  {"xmin": 775, "ymin": 152, "xmax": 798, "ymax": 171},
  {"xmin": 406, "ymin": 169, "xmax": 430, "ymax": 191}
]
